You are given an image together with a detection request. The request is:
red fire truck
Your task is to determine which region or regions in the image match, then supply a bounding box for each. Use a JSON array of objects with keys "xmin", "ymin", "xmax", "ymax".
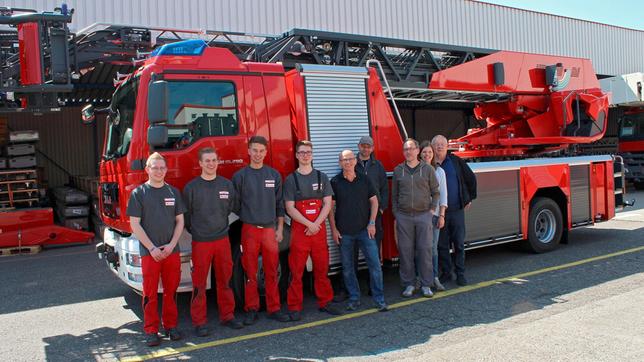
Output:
[{"xmin": 0, "ymin": 7, "xmax": 627, "ymax": 298}]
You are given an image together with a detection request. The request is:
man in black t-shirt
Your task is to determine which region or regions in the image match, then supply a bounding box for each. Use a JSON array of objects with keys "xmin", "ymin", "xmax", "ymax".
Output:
[
  {"xmin": 127, "ymin": 152, "xmax": 186, "ymax": 347},
  {"xmin": 329, "ymin": 150, "xmax": 388, "ymax": 312},
  {"xmin": 284, "ymin": 140, "xmax": 342, "ymax": 321},
  {"xmin": 183, "ymin": 147, "xmax": 243, "ymax": 337}
]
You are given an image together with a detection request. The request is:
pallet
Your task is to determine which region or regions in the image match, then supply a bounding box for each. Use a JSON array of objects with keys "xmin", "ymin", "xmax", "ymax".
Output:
[{"xmin": 0, "ymin": 245, "xmax": 42, "ymax": 257}]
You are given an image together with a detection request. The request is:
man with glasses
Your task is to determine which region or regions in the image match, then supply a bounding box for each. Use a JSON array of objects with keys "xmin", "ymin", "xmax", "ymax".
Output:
[
  {"xmin": 127, "ymin": 152, "xmax": 186, "ymax": 347},
  {"xmin": 232, "ymin": 136, "xmax": 289, "ymax": 324},
  {"xmin": 183, "ymin": 147, "xmax": 243, "ymax": 337},
  {"xmin": 392, "ymin": 139, "xmax": 440, "ymax": 298},
  {"xmin": 431, "ymin": 135, "xmax": 477, "ymax": 287},
  {"xmin": 330, "ymin": 150, "xmax": 388, "ymax": 312},
  {"xmin": 284, "ymin": 140, "xmax": 342, "ymax": 321}
]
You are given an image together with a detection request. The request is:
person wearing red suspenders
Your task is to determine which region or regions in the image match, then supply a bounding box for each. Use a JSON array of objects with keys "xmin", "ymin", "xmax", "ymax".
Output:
[{"xmin": 284, "ymin": 140, "xmax": 343, "ymax": 321}]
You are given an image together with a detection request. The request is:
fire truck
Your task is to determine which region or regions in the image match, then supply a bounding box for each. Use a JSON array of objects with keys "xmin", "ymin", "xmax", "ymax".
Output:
[
  {"xmin": 600, "ymin": 73, "xmax": 644, "ymax": 189},
  {"xmin": 0, "ymin": 7, "xmax": 629, "ymax": 297}
]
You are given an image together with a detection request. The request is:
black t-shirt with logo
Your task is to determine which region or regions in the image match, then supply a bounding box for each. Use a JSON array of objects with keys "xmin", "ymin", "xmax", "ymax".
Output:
[
  {"xmin": 183, "ymin": 175, "xmax": 236, "ymax": 242},
  {"xmin": 126, "ymin": 182, "xmax": 186, "ymax": 256},
  {"xmin": 232, "ymin": 165, "xmax": 285, "ymax": 227},
  {"xmin": 283, "ymin": 169, "xmax": 333, "ymax": 202}
]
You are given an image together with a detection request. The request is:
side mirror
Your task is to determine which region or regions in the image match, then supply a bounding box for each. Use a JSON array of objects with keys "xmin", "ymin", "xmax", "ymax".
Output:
[
  {"xmin": 81, "ymin": 104, "xmax": 96, "ymax": 125},
  {"xmin": 148, "ymin": 80, "xmax": 169, "ymax": 124},
  {"xmin": 148, "ymin": 125, "xmax": 168, "ymax": 148}
]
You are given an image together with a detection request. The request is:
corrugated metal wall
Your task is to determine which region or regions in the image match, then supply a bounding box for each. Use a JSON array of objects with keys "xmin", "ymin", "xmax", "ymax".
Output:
[
  {"xmin": 4, "ymin": 0, "xmax": 643, "ymax": 76},
  {"xmin": 7, "ymin": 108, "xmax": 105, "ymax": 188}
]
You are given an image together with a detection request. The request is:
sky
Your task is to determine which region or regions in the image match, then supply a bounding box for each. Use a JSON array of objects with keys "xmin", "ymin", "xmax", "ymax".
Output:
[{"xmin": 478, "ymin": 0, "xmax": 644, "ymax": 30}]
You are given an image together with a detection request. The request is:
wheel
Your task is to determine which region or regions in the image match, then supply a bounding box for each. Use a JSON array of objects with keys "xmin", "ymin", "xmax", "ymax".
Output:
[
  {"xmin": 231, "ymin": 244, "xmax": 245, "ymax": 311},
  {"xmin": 525, "ymin": 197, "xmax": 563, "ymax": 253}
]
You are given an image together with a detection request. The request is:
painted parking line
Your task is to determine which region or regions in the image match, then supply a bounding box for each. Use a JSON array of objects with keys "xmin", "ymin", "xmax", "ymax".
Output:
[{"xmin": 122, "ymin": 245, "xmax": 644, "ymax": 362}]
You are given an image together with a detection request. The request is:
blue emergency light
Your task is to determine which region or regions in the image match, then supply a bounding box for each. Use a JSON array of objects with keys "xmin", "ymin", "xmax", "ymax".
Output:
[{"xmin": 151, "ymin": 39, "xmax": 207, "ymax": 57}]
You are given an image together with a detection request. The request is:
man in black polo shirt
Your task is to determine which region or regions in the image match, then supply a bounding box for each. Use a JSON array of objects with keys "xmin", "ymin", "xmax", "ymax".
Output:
[
  {"xmin": 127, "ymin": 152, "xmax": 185, "ymax": 347},
  {"xmin": 184, "ymin": 147, "xmax": 243, "ymax": 337},
  {"xmin": 329, "ymin": 150, "xmax": 388, "ymax": 312}
]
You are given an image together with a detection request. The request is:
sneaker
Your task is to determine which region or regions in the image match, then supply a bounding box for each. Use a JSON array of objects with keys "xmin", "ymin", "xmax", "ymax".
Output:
[
  {"xmin": 433, "ymin": 277, "xmax": 446, "ymax": 291},
  {"xmin": 165, "ymin": 328, "xmax": 182, "ymax": 341},
  {"xmin": 145, "ymin": 333, "xmax": 161, "ymax": 347},
  {"xmin": 319, "ymin": 303, "xmax": 343, "ymax": 316},
  {"xmin": 456, "ymin": 275, "xmax": 468, "ymax": 286},
  {"xmin": 221, "ymin": 318, "xmax": 244, "ymax": 330},
  {"xmin": 376, "ymin": 302, "xmax": 389, "ymax": 312},
  {"xmin": 243, "ymin": 310, "xmax": 259, "ymax": 326},
  {"xmin": 288, "ymin": 310, "xmax": 301, "ymax": 321},
  {"xmin": 345, "ymin": 300, "xmax": 361, "ymax": 311},
  {"xmin": 402, "ymin": 285, "xmax": 415, "ymax": 298},
  {"xmin": 421, "ymin": 286, "xmax": 434, "ymax": 298},
  {"xmin": 267, "ymin": 310, "xmax": 290, "ymax": 322},
  {"xmin": 194, "ymin": 325, "xmax": 210, "ymax": 337}
]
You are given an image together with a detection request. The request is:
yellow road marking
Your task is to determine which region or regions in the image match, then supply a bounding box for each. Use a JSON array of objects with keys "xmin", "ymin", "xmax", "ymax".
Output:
[{"xmin": 122, "ymin": 245, "xmax": 644, "ymax": 361}]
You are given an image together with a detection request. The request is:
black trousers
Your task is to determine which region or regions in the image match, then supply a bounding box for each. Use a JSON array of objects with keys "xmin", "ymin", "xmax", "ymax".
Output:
[{"xmin": 438, "ymin": 208, "xmax": 466, "ymax": 278}]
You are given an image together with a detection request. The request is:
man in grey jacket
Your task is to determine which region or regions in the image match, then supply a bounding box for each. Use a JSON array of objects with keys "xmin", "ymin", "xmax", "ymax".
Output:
[{"xmin": 392, "ymin": 138, "xmax": 440, "ymax": 298}]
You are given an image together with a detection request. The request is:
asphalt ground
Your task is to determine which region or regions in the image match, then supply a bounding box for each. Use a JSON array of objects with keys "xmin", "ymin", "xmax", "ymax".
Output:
[{"xmin": 0, "ymin": 190, "xmax": 642, "ymax": 361}]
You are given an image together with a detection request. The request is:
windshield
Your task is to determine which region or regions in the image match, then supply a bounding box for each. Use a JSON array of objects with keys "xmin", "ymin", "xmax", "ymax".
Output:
[
  {"xmin": 104, "ymin": 78, "xmax": 139, "ymax": 159},
  {"xmin": 618, "ymin": 112, "xmax": 644, "ymax": 141}
]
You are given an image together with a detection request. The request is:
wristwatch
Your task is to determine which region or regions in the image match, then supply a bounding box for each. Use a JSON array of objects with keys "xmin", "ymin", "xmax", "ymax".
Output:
[{"xmin": 368, "ymin": 220, "xmax": 376, "ymax": 226}]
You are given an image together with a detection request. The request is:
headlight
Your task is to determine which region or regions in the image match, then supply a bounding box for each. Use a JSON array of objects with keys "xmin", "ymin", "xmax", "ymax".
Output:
[{"xmin": 126, "ymin": 253, "xmax": 142, "ymax": 267}]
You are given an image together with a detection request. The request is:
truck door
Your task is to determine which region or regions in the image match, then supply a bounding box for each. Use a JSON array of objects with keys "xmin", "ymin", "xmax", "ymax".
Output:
[{"xmin": 160, "ymin": 75, "xmax": 249, "ymax": 181}]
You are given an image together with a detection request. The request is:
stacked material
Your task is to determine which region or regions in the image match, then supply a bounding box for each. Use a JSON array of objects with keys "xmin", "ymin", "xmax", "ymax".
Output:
[{"xmin": 52, "ymin": 186, "xmax": 90, "ymax": 230}]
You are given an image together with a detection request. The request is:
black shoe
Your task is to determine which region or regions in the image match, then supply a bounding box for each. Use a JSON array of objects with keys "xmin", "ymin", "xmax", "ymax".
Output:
[
  {"xmin": 165, "ymin": 328, "xmax": 182, "ymax": 341},
  {"xmin": 194, "ymin": 325, "xmax": 210, "ymax": 337},
  {"xmin": 376, "ymin": 302, "xmax": 389, "ymax": 312},
  {"xmin": 222, "ymin": 318, "xmax": 244, "ymax": 330},
  {"xmin": 243, "ymin": 310, "xmax": 259, "ymax": 326},
  {"xmin": 439, "ymin": 274, "xmax": 451, "ymax": 285},
  {"xmin": 319, "ymin": 303, "xmax": 343, "ymax": 316},
  {"xmin": 456, "ymin": 275, "xmax": 467, "ymax": 286},
  {"xmin": 145, "ymin": 333, "xmax": 161, "ymax": 347},
  {"xmin": 288, "ymin": 310, "xmax": 301, "ymax": 321},
  {"xmin": 267, "ymin": 310, "xmax": 290, "ymax": 322},
  {"xmin": 345, "ymin": 300, "xmax": 361, "ymax": 311}
]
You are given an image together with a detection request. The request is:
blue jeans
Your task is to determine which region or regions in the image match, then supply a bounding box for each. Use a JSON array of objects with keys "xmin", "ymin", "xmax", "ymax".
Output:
[
  {"xmin": 340, "ymin": 229, "xmax": 385, "ymax": 305},
  {"xmin": 432, "ymin": 215, "xmax": 440, "ymax": 279}
]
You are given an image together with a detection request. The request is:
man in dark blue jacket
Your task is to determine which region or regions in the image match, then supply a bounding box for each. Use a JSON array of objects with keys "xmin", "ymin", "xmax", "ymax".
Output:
[{"xmin": 432, "ymin": 135, "xmax": 477, "ymax": 286}]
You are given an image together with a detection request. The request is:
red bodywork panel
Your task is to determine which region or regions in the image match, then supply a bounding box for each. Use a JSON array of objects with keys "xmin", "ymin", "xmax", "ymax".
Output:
[
  {"xmin": 618, "ymin": 140, "xmax": 644, "ymax": 153},
  {"xmin": 520, "ymin": 165, "xmax": 571, "ymax": 236},
  {"xmin": 0, "ymin": 209, "xmax": 94, "ymax": 248},
  {"xmin": 17, "ymin": 22, "xmax": 42, "ymax": 86},
  {"xmin": 430, "ymin": 51, "xmax": 609, "ymax": 158}
]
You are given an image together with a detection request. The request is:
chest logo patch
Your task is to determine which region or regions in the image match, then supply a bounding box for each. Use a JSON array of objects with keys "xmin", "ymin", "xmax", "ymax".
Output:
[
  {"xmin": 265, "ymin": 179, "xmax": 275, "ymax": 188},
  {"xmin": 164, "ymin": 198, "xmax": 175, "ymax": 206},
  {"xmin": 219, "ymin": 191, "xmax": 229, "ymax": 199},
  {"xmin": 312, "ymin": 183, "xmax": 321, "ymax": 191}
]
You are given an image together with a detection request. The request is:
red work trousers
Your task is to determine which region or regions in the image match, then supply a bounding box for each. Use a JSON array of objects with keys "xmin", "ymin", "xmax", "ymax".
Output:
[
  {"xmin": 190, "ymin": 237, "xmax": 235, "ymax": 326},
  {"xmin": 287, "ymin": 199, "xmax": 334, "ymax": 311},
  {"xmin": 241, "ymin": 224, "xmax": 281, "ymax": 313},
  {"xmin": 141, "ymin": 252, "xmax": 181, "ymax": 334}
]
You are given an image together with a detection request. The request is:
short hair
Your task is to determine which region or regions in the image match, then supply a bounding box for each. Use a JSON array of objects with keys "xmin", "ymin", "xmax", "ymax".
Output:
[
  {"xmin": 248, "ymin": 135, "xmax": 268, "ymax": 148},
  {"xmin": 198, "ymin": 147, "xmax": 217, "ymax": 161},
  {"xmin": 146, "ymin": 152, "xmax": 166, "ymax": 167},
  {"xmin": 404, "ymin": 138, "xmax": 419, "ymax": 148},
  {"xmin": 296, "ymin": 140, "xmax": 313, "ymax": 152},
  {"xmin": 431, "ymin": 134, "xmax": 448, "ymax": 145},
  {"xmin": 419, "ymin": 140, "xmax": 437, "ymax": 167}
]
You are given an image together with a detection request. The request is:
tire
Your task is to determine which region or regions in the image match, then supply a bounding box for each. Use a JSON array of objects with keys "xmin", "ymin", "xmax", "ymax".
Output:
[
  {"xmin": 525, "ymin": 197, "xmax": 563, "ymax": 253},
  {"xmin": 229, "ymin": 221, "xmax": 245, "ymax": 310}
]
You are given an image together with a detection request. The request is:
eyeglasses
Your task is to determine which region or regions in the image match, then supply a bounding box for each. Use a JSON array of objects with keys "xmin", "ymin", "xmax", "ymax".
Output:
[
  {"xmin": 403, "ymin": 147, "xmax": 418, "ymax": 152},
  {"xmin": 149, "ymin": 166, "xmax": 167, "ymax": 172},
  {"xmin": 296, "ymin": 151, "xmax": 313, "ymax": 156},
  {"xmin": 340, "ymin": 157, "xmax": 356, "ymax": 162}
]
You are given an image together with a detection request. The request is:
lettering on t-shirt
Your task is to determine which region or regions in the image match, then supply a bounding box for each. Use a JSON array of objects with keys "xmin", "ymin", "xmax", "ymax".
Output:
[
  {"xmin": 265, "ymin": 179, "xmax": 275, "ymax": 188},
  {"xmin": 305, "ymin": 209, "xmax": 317, "ymax": 215},
  {"xmin": 219, "ymin": 191, "xmax": 229, "ymax": 199},
  {"xmin": 164, "ymin": 197, "xmax": 175, "ymax": 206},
  {"xmin": 312, "ymin": 183, "xmax": 320, "ymax": 191}
]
